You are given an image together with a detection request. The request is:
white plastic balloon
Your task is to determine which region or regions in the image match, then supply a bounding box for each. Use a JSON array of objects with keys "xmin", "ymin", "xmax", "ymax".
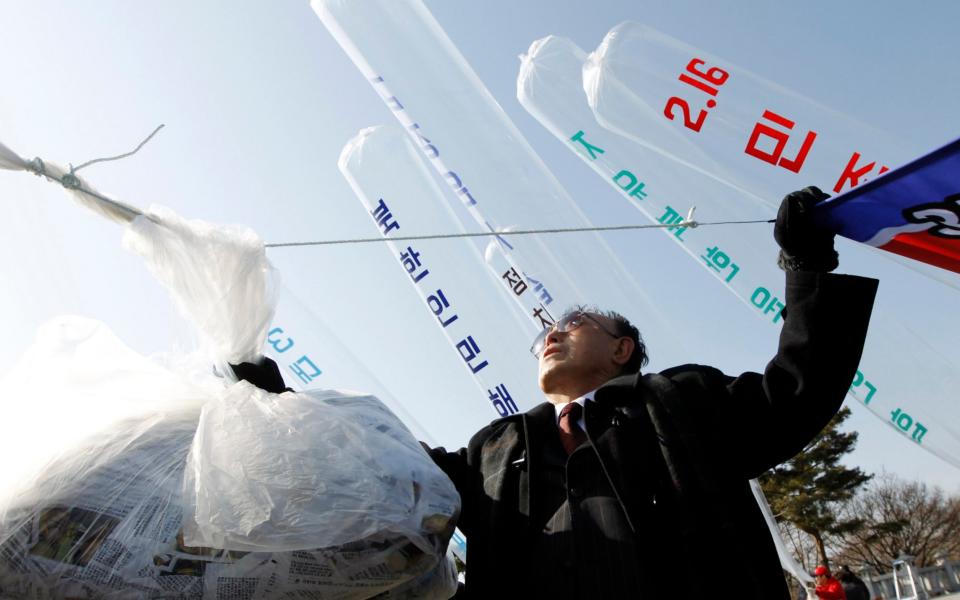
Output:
[{"xmin": 517, "ymin": 32, "xmax": 960, "ymax": 467}]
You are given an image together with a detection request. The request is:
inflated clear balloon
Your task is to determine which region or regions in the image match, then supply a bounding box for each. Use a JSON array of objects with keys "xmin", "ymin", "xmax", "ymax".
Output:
[
  {"xmin": 518, "ymin": 28, "xmax": 960, "ymax": 469},
  {"xmin": 584, "ymin": 22, "xmax": 916, "ymax": 203}
]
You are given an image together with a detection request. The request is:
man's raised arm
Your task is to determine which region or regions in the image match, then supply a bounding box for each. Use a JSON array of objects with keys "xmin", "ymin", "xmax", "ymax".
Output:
[{"xmin": 672, "ymin": 187, "xmax": 879, "ymax": 477}]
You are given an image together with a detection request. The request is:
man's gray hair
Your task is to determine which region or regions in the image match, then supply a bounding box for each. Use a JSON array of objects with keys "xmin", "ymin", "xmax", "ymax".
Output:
[{"xmin": 570, "ymin": 305, "xmax": 648, "ymax": 374}]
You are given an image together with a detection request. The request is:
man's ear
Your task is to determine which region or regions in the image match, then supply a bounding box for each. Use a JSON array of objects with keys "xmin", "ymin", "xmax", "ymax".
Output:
[{"xmin": 612, "ymin": 336, "xmax": 635, "ymax": 367}]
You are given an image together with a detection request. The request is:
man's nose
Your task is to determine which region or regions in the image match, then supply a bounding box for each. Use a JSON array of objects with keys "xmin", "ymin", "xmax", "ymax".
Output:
[{"xmin": 545, "ymin": 327, "xmax": 564, "ymax": 346}]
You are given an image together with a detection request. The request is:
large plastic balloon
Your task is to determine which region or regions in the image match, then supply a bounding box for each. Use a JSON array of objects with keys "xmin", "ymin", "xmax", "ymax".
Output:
[{"xmin": 517, "ymin": 30, "xmax": 960, "ymax": 467}]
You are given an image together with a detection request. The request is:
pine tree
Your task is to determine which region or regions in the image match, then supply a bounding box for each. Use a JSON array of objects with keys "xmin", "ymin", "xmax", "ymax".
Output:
[{"xmin": 759, "ymin": 406, "xmax": 872, "ymax": 569}]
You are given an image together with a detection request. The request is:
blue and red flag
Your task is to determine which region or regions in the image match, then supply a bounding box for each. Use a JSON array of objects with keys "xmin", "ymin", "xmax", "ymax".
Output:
[{"xmin": 816, "ymin": 137, "xmax": 960, "ymax": 274}]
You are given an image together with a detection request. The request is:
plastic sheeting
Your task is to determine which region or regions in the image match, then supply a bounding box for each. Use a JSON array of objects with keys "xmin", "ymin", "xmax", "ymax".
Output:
[
  {"xmin": 0, "ymin": 140, "xmax": 29, "ymax": 172},
  {"xmin": 184, "ymin": 383, "xmax": 457, "ymax": 554},
  {"xmin": 123, "ymin": 206, "xmax": 275, "ymax": 365},
  {"xmin": 0, "ymin": 204, "xmax": 459, "ymax": 599}
]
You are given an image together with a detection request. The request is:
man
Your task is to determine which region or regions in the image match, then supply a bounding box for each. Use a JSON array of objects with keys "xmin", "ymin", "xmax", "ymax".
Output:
[
  {"xmin": 424, "ymin": 187, "xmax": 878, "ymax": 598},
  {"xmin": 233, "ymin": 187, "xmax": 877, "ymax": 599},
  {"xmin": 837, "ymin": 565, "xmax": 870, "ymax": 600},
  {"xmin": 814, "ymin": 565, "xmax": 848, "ymax": 599}
]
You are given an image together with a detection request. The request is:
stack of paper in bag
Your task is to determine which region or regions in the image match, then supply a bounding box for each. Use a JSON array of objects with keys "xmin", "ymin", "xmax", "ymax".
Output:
[{"xmin": 0, "ymin": 207, "xmax": 460, "ymax": 599}]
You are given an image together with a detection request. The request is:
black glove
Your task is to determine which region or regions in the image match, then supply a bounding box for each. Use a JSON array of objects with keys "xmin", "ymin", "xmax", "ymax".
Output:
[
  {"xmin": 230, "ymin": 357, "xmax": 290, "ymax": 394},
  {"xmin": 774, "ymin": 186, "xmax": 838, "ymax": 272}
]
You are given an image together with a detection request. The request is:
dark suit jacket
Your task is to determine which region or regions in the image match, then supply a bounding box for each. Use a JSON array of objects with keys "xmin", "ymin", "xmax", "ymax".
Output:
[{"xmin": 429, "ymin": 271, "xmax": 879, "ymax": 599}]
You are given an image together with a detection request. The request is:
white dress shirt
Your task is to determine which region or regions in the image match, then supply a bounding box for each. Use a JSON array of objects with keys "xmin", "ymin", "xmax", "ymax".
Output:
[{"xmin": 552, "ymin": 389, "xmax": 596, "ymax": 432}]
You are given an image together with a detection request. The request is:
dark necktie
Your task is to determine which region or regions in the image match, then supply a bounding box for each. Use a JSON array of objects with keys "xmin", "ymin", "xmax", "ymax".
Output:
[{"xmin": 558, "ymin": 402, "xmax": 588, "ymax": 455}]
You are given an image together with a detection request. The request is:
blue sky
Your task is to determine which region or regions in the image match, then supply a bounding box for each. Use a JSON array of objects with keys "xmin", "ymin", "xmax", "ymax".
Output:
[{"xmin": 1, "ymin": 1, "xmax": 958, "ymax": 491}]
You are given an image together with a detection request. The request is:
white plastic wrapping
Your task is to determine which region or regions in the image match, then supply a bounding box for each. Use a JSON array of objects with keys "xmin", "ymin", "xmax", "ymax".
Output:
[
  {"xmin": 0, "ymin": 140, "xmax": 29, "ymax": 171},
  {"xmin": 183, "ymin": 383, "xmax": 459, "ymax": 553},
  {"xmin": 0, "ymin": 204, "xmax": 460, "ymax": 598},
  {"xmin": 124, "ymin": 206, "xmax": 275, "ymax": 365}
]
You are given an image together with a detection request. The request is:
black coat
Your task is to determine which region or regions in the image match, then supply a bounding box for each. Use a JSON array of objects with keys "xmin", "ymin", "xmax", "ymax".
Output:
[
  {"xmin": 429, "ymin": 271, "xmax": 878, "ymax": 599},
  {"xmin": 842, "ymin": 575, "xmax": 871, "ymax": 600}
]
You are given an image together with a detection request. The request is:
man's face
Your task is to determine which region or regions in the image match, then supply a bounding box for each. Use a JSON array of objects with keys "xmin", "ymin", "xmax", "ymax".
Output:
[
  {"xmin": 815, "ymin": 574, "xmax": 828, "ymax": 586},
  {"xmin": 537, "ymin": 312, "xmax": 626, "ymax": 394}
]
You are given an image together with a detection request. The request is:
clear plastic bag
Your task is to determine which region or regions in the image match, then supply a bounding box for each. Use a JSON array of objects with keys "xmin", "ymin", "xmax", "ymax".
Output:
[
  {"xmin": 0, "ymin": 202, "xmax": 460, "ymax": 599},
  {"xmin": 123, "ymin": 205, "xmax": 276, "ymax": 366},
  {"xmin": 183, "ymin": 383, "xmax": 459, "ymax": 554},
  {"xmin": 0, "ymin": 356, "xmax": 458, "ymax": 597}
]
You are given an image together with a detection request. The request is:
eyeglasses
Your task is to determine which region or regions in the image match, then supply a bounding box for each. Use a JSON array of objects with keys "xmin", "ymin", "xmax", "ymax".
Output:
[{"xmin": 530, "ymin": 311, "xmax": 621, "ymax": 358}]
